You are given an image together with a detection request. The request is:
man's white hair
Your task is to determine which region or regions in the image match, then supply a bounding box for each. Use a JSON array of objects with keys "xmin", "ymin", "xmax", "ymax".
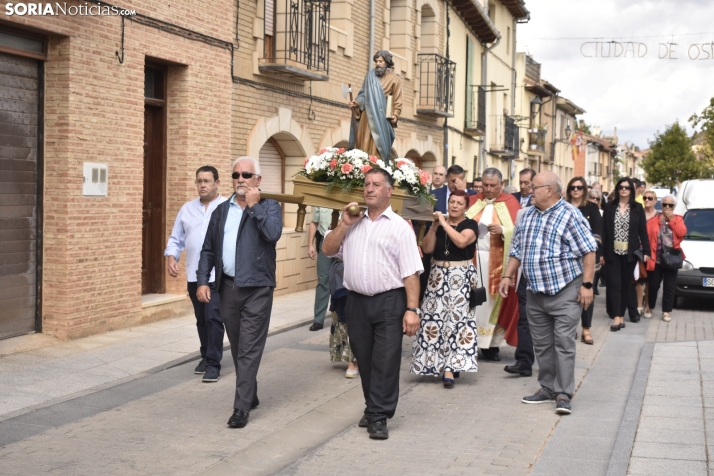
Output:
[
  {"xmin": 662, "ymin": 194, "xmax": 677, "ymax": 205},
  {"xmin": 232, "ymin": 156, "xmax": 261, "ymax": 175}
]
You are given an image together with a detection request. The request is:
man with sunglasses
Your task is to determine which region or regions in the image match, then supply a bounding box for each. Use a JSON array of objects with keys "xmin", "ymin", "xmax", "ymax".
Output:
[
  {"xmin": 197, "ymin": 157, "xmax": 283, "ymax": 429},
  {"xmin": 165, "ymin": 166, "xmax": 227, "ymax": 382}
]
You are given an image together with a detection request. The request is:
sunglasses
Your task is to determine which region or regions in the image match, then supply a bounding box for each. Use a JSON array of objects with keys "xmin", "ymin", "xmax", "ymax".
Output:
[
  {"xmin": 643, "ymin": 196, "xmax": 656, "ymax": 201},
  {"xmin": 232, "ymin": 171, "xmax": 259, "ymax": 180},
  {"xmin": 619, "ymin": 185, "xmax": 632, "ymax": 191},
  {"xmin": 588, "ymin": 196, "xmax": 598, "ymax": 199},
  {"xmin": 662, "ymin": 203, "xmax": 675, "ymax": 208},
  {"xmin": 569, "ymin": 185, "xmax": 584, "ymax": 191}
]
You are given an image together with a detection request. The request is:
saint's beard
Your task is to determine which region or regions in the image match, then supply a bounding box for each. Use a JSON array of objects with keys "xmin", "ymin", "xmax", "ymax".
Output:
[{"xmin": 375, "ymin": 66, "xmax": 387, "ymax": 77}]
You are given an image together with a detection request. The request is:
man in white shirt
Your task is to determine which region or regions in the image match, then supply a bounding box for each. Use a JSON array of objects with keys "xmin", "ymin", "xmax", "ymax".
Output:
[{"xmin": 165, "ymin": 166, "xmax": 227, "ymax": 382}]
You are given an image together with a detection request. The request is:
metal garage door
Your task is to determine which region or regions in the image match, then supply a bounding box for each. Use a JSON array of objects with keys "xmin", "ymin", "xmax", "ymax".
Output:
[
  {"xmin": 0, "ymin": 51, "xmax": 40, "ymax": 339},
  {"xmin": 258, "ymin": 140, "xmax": 283, "ymax": 193}
]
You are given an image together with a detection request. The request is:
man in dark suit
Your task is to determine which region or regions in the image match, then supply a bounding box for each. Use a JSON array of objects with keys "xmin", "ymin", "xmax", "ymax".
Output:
[
  {"xmin": 512, "ymin": 168, "xmax": 536, "ymax": 208},
  {"xmin": 197, "ymin": 156, "xmax": 283, "ymax": 429}
]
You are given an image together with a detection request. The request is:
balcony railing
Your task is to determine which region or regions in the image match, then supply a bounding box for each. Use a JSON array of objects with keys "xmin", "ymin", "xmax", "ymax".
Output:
[
  {"xmin": 465, "ymin": 86, "xmax": 486, "ymax": 135},
  {"xmin": 416, "ymin": 54, "xmax": 456, "ymax": 117},
  {"xmin": 259, "ymin": 0, "xmax": 331, "ymax": 82},
  {"xmin": 528, "ymin": 127, "xmax": 546, "ymax": 153},
  {"xmin": 525, "ymin": 55, "xmax": 541, "ymax": 82},
  {"xmin": 488, "ymin": 115, "xmax": 519, "ymax": 157}
]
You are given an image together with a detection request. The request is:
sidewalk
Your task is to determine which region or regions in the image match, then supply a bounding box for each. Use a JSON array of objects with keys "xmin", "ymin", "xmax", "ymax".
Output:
[{"xmin": 0, "ymin": 289, "xmax": 318, "ymax": 421}]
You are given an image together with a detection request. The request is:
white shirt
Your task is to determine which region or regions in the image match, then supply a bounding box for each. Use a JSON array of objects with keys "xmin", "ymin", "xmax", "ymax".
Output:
[
  {"xmin": 164, "ymin": 195, "xmax": 227, "ymax": 282},
  {"xmin": 325, "ymin": 206, "xmax": 423, "ymax": 296}
]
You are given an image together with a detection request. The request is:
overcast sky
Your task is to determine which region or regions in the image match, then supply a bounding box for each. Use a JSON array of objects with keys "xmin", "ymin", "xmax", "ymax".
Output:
[{"xmin": 517, "ymin": 0, "xmax": 714, "ymax": 148}]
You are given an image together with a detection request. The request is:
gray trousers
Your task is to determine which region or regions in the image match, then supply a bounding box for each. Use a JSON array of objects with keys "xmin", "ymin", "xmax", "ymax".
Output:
[
  {"xmin": 219, "ymin": 279, "xmax": 273, "ymax": 412},
  {"xmin": 526, "ymin": 276, "xmax": 582, "ymax": 400},
  {"xmin": 313, "ymin": 237, "xmax": 334, "ymax": 325}
]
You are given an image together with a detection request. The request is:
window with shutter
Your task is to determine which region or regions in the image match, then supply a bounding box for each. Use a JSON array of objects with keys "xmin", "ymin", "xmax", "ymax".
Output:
[{"xmin": 258, "ymin": 140, "xmax": 284, "ymax": 193}]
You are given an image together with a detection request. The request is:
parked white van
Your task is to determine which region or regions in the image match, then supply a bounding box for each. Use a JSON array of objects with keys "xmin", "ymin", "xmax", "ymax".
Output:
[{"xmin": 672, "ymin": 179, "xmax": 714, "ymax": 306}]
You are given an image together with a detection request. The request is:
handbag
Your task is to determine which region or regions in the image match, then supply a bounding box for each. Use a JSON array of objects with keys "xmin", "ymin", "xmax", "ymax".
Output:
[
  {"xmin": 660, "ymin": 245, "xmax": 683, "ymax": 270},
  {"xmin": 470, "ymin": 241, "xmax": 487, "ymax": 309}
]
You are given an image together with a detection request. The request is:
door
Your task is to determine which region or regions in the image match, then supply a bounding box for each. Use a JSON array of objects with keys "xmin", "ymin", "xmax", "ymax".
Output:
[
  {"xmin": 142, "ymin": 105, "xmax": 166, "ymax": 294},
  {"xmin": 258, "ymin": 139, "xmax": 284, "ymax": 193},
  {"xmin": 0, "ymin": 51, "xmax": 40, "ymax": 339}
]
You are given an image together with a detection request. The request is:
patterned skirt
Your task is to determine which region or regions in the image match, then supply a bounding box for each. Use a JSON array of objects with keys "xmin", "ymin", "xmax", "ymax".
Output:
[
  {"xmin": 330, "ymin": 312, "xmax": 355, "ymax": 363},
  {"xmin": 410, "ymin": 263, "xmax": 479, "ymax": 376}
]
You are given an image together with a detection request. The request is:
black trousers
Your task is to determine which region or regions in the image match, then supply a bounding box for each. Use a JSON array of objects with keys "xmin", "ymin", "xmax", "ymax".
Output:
[
  {"xmin": 605, "ymin": 255, "xmax": 637, "ymax": 318},
  {"xmin": 219, "ymin": 279, "xmax": 273, "ymax": 412},
  {"xmin": 187, "ymin": 282, "xmax": 224, "ymax": 369},
  {"xmin": 419, "ymin": 253, "xmax": 432, "ymax": 303},
  {"xmin": 514, "ymin": 275, "xmax": 534, "ymax": 369},
  {"xmin": 648, "ymin": 263, "xmax": 678, "ymax": 313},
  {"xmin": 346, "ymin": 288, "xmax": 406, "ymax": 424}
]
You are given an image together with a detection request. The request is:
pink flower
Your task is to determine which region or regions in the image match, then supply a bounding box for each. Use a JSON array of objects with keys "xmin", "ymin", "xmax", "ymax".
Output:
[
  {"xmin": 337, "ymin": 148, "xmax": 346, "ymax": 154},
  {"xmin": 330, "ymin": 159, "xmax": 337, "ymax": 169},
  {"xmin": 341, "ymin": 163, "xmax": 354, "ymax": 174},
  {"xmin": 361, "ymin": 164, "xmax": 372, "ymax": 173},
  {"xmin": 419, "ymin": 170, "xmax": 430, "ymax": 185},
  {"xmin": 319, "ymin": 148, "xmax": 328, "ymax": 154},
  {"xmin": 303, "ymin": 158, "xmax": 309, "ymax": 167},
  {"xmin": 369, "ymin": 155, "xmax": 378, "ymax": 164},
  {"xmin": 397, "ymin": 160, "xmax": 407, "ymax": 168}
]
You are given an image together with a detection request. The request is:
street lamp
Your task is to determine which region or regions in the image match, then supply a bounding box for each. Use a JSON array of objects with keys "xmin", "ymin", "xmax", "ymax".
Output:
[
  {"xmin": 565, "ymin": 122, "xmax": 572, "ymax": 141},
  {"xmin": 530, "ymin": 96, "xmax": 542, "ymax": 119}
]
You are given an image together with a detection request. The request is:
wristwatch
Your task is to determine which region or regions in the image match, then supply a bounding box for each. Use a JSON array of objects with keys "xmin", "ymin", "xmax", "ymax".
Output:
[
  {"xmin": 406, "ymin": 307, "xmax": 422, "ymax": 317},
  {"xmin": 581, "ymin": 282, "xmax": 593, "ymax": 289}
]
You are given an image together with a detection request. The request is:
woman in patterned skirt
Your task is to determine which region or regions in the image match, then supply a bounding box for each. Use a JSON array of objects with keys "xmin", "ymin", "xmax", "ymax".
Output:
[
  {"xmin": 410, "ymin": 190, "xmax": 480, "ymax": 388},
  {"xmin": 602, "ymin": 177, "xmax": 650, "ymax": 332}
]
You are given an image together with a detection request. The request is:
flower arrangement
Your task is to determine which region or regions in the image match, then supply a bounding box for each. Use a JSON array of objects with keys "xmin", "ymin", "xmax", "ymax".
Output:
[{"xmin": 299, "ymin": 148, "xmax": 435, "ymax": 205}]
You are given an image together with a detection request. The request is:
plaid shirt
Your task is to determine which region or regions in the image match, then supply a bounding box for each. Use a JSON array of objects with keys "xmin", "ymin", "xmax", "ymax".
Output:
[{"xmin": 509, "ymin": 198, "xmax": 597, "ymax": 295}]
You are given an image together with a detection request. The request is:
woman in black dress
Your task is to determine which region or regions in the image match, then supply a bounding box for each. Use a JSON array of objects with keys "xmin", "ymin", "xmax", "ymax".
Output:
[
  {"xmin": 601, "ymin": 178, "xmax": 651, "ymax": 332},
  {"xmin": 566, "ymin": 177, "xmax": 602, "ymax": 344}
]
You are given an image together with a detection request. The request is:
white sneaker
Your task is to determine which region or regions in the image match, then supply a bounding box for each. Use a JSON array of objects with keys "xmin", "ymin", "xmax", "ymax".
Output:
[
  {"xmin": 644, "ymin": 309, "xmax": 653, "ymax": 319},
  {"xmin": 345, "ymin": 368, "xmax": 359, "ymax": 379},
  {"xmin": 663, "ymin": 312, "xmax": 671, "ymax": 322},
  {"xmin": 637, "ymin": 307, "xmax": 644, "ymax": 316}
]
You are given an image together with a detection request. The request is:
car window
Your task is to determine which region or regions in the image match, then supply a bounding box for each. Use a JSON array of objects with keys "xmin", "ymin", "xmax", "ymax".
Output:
[
  {"xmin": 654, "ymin": 200, "xmax": 662, "ymax": 211},
  {"xmin": 683, "ymin": 209, "xmax": 714, "ymax": 241}
]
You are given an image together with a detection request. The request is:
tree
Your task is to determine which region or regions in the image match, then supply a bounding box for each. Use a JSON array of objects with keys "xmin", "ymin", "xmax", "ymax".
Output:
[
  {"xmin": 642, "ymin": 122, "xmax": 709, "ymax": 188},
  {"xmin": 689, "ymin": 98, "xmax": 714, "ymax": 172}
]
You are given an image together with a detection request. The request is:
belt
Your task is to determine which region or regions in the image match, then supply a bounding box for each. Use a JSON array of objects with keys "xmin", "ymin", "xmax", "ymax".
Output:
[
  {"xmin": 613, "ymin": 241, "xmax": 628, "ymax": 252},
  {"xmin": 432, "ymin": 259, "xmax": 472, "ymax": 268}
]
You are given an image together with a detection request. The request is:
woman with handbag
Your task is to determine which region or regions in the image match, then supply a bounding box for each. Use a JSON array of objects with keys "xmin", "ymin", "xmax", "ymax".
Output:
[
  {"xmin": 566, "ymin": 177, "xmax": 602, "ymax": 345},
  {"xmin": 644, "ymin": 194, "xmax": 687, "ymax": 322},
  {"xmin": 601, "ymin": 178, "xmax": 651, "ymax": 332},
  {"xmin": 410, "ymin": 191, "xmax": 480, "ymax": 388}
]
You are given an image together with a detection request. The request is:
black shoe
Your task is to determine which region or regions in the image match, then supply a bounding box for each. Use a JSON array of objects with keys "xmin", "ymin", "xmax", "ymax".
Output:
[
  {"xmin": 504, "ymin": 363, "xmax": 532, "ymax": 377},
  {"xmin": 202, "ymin": 366, "xmax": 220, "ymax": 382},
  {"xmin": 368, "ymin": 420, "xmax": 389, "ymax": 440},
  {"xmin": 593, "ymin": 289, "xmax": 600, "ymax": 296},
  {"xmin": 610, "ymin": 325, "xmax": 621, "ymax": 332},
  {"xmin": 358, "ymin": 414, "xmax": 369, "ymax": 428},
  {"xmin": 194, "ymin": 357, "xmax": 208, "ymax": 374},
  {"xmin": 480, "ymin": 352, "xmax": 501, "ymax": 362},
  {"xmin": 309, "ymin": 323, "xmax": 323, "ymax": 331},
  {"xmin": 522, "ymin": 389, "xmax": 555, "ymax": 404},
  {"xmin": 630, "ymin": 315, "xmax": 640, "ymax": 323},
  {"xmin": 453, "ymin": 372, "xmax": 460, "ymax": 379},
  {"xmin": 251, "ymin": 394, "xmax": 259, "ymax": 409},
  {"xmin": 555, "ymin": 398, "xmax": 572, "ymax": 415},
  {"xmin": 620, "ymin": 322, "xmax": 626, "ymax": 328},
  {"xmin": 227, "ymin": 409, "xmax": 250, "ymax": 428}
]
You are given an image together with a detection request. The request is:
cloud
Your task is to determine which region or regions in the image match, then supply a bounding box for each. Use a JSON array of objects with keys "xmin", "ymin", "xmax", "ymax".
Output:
[{"xmin": 517, "ymin": 0, "xmax": 714, "ymax": 147}]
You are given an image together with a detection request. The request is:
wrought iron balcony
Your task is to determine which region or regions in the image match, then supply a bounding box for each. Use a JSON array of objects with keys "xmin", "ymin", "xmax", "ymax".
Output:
[
  {"xmin": 416, "ymin": 54, "xmax": 455, "ymax": 117},
  {"xmin": 465, "ymin": 86, "xmax": 486, "ymax": 135},
  {"xmin": 259, "ymin": 0, "xmax": 331, "ymax": 82},
  {"xmin": 528, "ymin": 126, "xmax": 547, "ymax": 153},
  {"xmin": 488, "ymin": 115, "xmax": 520, "ymax": 157}
]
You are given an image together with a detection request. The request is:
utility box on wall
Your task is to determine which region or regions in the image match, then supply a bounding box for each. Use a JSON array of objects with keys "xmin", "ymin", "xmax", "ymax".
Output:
[{"xmin": 82, "ymin": 162, "xmax": 108, "ymax": 196}]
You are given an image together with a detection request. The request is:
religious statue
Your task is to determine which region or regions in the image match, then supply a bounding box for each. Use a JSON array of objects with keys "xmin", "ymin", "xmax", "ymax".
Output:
[{"xmin": 348, "ymin": 50, "xmax": 403, "ymax": 163}]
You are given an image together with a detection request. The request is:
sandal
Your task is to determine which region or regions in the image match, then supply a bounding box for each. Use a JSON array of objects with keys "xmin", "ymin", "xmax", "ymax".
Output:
[
  {"xmin": 581, "ymin": 334, "xmax": 594, "ymax": 345},
  {"xmin": 443, "ymin": 377, "xmax": 455, "ymax": 388}
]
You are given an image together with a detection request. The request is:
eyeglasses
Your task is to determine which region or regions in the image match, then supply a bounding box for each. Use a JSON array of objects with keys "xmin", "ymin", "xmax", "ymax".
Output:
[
  {"xmin": 662, "ymin": 203, "xmax": 675, "ymax": 208},
  {"xmin": 569, "ymin": 185, "xmax": 584, "ymax": 191},
  {"xmin": 588, "ymin": 196, "xmax": 598, "ymax": 200},
  {"xmin": 643, "ymin": 196, "xmax": 656, "ymax": 201},
  {"xmin": 195, "ymin": 179, "xmax": 214, "ymax": 185},
  {"xmin": 232, "ymin": 171, "xmax": 259, "ymax": 180},
  {"xmin": 532, "ymin": 184, "xmax": 550, "ymax": 191},
  {"xmin": 619, "ymin": 185, "xmax": 632, "ymax": 191}
]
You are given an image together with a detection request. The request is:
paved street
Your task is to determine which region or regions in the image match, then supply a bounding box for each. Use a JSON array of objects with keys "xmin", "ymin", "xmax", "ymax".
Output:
[{"xmin": 0, "ymin": 293, "xmax": 712, "ymax": 475}]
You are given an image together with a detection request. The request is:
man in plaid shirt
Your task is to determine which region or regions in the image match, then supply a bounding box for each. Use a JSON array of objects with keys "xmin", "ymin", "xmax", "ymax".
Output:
[{"xmin": 499, "ymin": 172, "xmax": 597, "ymax": 415}]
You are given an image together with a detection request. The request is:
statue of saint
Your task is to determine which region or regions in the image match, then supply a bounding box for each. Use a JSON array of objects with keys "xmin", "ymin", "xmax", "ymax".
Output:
[{"xmin": 348, "ymin": 50, "xmax": 403, "ymax": 163}]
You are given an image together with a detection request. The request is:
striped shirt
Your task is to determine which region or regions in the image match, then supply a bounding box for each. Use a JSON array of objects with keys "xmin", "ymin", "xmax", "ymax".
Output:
[
  {"xmin": 509, "ymin": 198, "xmax": 597, "ymax": 295},
  {"xmin": 325, "ymin": 206, "xmax": 423, "ymax": 296}
]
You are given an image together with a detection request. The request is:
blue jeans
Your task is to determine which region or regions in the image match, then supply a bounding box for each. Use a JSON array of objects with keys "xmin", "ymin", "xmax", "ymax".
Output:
[{"xmin": 187, "ymin": 281, "xmax": 224, "ymax": 370}]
